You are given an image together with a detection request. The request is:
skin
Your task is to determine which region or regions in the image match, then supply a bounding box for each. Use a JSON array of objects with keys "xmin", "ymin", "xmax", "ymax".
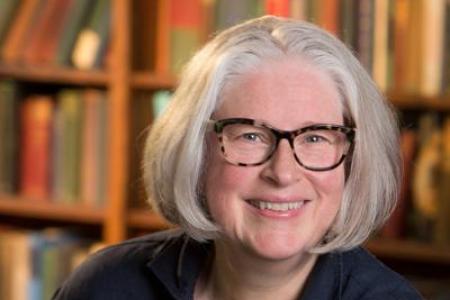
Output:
[{"xmin": 196, "ymin": 56, "xmax": 346, "ymax": 300}]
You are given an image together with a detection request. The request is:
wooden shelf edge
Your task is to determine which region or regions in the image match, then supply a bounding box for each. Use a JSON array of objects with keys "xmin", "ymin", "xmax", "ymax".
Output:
[
  {"xmin": 131, "ymin": 71, "xmax": 177, "ymax": 89},
  {"xmin": 0, "ymin": 64, "xmax": 109, "ymax": 86},
  {"xmin": 366, "ymin": 238, "xmax": 450, "ymax": 264},
  {"xmin": 127, "ymin": 208, "xmax": 171, "ymax": 230},
  {"xmin": 387, "ymin": 91, "xmax": 450, "ymax": 111},
  {"xmin": 0, "ymin": 196, "xmax": 105, "ymax": 224}
]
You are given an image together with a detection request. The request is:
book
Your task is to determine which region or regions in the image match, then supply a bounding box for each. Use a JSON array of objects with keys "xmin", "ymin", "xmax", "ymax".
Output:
[
  {"xmin": 20, "ymin": 0, "xmax": 62, "ymax": 65},
  {"xmin": 53, "ymin": 90, "xmax": 84, "ymax": 204},
  {"xmin": 403, "ymin": 0, "xmax": 423, "ymax": 94},
  {"xmin": 170, "ymin": 0, "xmax": 209, "ymax": 74},
  {"xmin": 392, "ymin": 0, "xmax": 410, "ymax": 91},
  {"xmin": 0, "ymin": 0, "xmax": 20, "ymax": 49},
  {"xmin": 81, "ymin": 89, "xmax": 108, "ymax": 207},
  {"xmin": 0, "ymin": 228, "xmax": 96, "ymax": 300},
  {"xmin": 32, "ymin": 0, "xmax": 75, "ymax": 65},
  {"xmin": 152, "ymin": 90, "xmax": 172, "ymax": 118},
  {"xmin": 420, "ymin": 0, "xmax": 446, "ymax": 96},
  {"xmin": 318, "ymin": 0, "xmax": 340, "ymax": 36},
  {"xmin": 0, "ymin": 0, "xmax": 44, "ymax": 63},
  {"xmin": 19, "ymin": 96, "xmax": 54, "ymax": 200},
  {"xmin": 265, "ymin": 0, "xmax": 291, "ymax": 17},
  {"xmin": 214, "ymin": 0, "xmax": 264, "ymax": 31},
  {"xmin": 54, "ymin": 0, "xmax": 94, "ymax": 66},
  {"xmin": 132, "ymin": 0, "xmax": 158, "ymax": 71},
  {"xmin": 289, "ymin": 0, "xmax": 307, "ymax": 20},
  {"xmin": 0, "ymin": 80, "xmax": 19, "ymax": 194},
  {"xmin": 435, "ymin": 117, "xmax": 450, "ymax": 245},
  {"xmin": 441, "ymin": 1, "xmax": 450, "ymax": 94},
  {"xmin": 371, "ymin": 0, "xmax": 389, "ymax": 91},
  {"xmin": 356, "ymin": 0, "xmax": 374, "ymax": 74},
  {"xmin": 340, "ymin": 0, "xmax": 359, "ymax": 49},
  {"xmin": 71, "ymin": 0, "xmax": 111, "ymax": 70},
  {"xmin": 381, "ymin": 129, "xmax": 417, "ymax": 239}
]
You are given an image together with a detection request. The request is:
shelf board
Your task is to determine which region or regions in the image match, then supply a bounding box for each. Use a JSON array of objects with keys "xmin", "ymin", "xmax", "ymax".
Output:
[
  {"xmin": 387, "ymin": 91, "xmax": 450, "ymax": 111},
  {"xmin": 131, "ymin": 71, "xmax": 176, "ymax": 90},
  {"xmin": 366, "ymin": 238, "xmax": 450, "ymax": 264},
  {"xmin": 127, "ymin": 208, "xmax": 171, "ymax": 230},
  {"xmin": 0, "ymin": 196, "xmax": 105, "ymax": 224},
  {"xmin": 0, "ymin": 64, "xmax": 109, "ymax": 86}
]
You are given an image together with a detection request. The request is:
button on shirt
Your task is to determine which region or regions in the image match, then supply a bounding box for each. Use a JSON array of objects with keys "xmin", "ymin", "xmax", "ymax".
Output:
[{"xmin": 52, "ymin": 229, "xmax": 422, "ymax": 300}]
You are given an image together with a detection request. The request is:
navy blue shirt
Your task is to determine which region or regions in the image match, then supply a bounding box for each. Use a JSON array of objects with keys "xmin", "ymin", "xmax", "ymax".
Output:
[{"xmin": 52, "ymin": 229, "xmax": 422, "ymax": 300}]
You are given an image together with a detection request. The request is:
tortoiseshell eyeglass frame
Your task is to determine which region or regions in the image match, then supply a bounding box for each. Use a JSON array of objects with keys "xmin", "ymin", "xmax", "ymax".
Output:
[{"xmin": 208, "ymin": 118, "xmax": 356, "ymax": 171}]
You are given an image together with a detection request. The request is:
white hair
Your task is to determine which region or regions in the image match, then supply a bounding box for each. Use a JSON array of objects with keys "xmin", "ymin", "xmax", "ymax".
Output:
[{"xmin": 143, "ymin": 16, "xmax": 401, "ymax": 253}]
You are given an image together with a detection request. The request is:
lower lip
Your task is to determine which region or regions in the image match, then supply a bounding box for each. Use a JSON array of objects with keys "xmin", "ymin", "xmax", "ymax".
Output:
[{"xmin": 246, "ymin": 201, "xmax": 307, "ymax": 219}]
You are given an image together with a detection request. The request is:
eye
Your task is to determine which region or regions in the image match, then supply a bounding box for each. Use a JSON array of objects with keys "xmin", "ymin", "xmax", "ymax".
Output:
[
  {"xmin": 240, "ymin": 132, "xmax": 264, "ymax": 142},
  {"xmin": 304, "ymin": 134, "xmax": 328, "ymax": 143}
]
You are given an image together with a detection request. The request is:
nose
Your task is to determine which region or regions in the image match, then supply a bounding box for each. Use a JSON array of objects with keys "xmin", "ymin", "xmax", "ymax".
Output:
[{"xmin": 260, "ymin": 139, "xmax": 303, "ymax": 186}]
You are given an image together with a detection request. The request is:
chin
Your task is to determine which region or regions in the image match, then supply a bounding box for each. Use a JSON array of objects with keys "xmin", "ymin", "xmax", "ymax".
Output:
[{"xmin": 246, "ymin": 234, "xmax": 313, "ymax": 262}]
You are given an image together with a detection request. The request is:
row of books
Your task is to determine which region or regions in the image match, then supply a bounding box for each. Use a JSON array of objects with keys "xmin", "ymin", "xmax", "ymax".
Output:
[
  {"xmin": 0, "ymin": 0, "xmax": 110, "ymax": 70},
  {"xmin": 381, "ymin": 113, "xmax": 450, "ymax": 246},
  {"xmin": 0, "ymin": 81, "xmax": 108, "ymax": 207},
  {"xmin": 154, "ymin": 0, "xmax": 450, "ymax": 96},
  {"xmin": 0, "ymin": 227, "xmax": 98, "ymax": 300}
]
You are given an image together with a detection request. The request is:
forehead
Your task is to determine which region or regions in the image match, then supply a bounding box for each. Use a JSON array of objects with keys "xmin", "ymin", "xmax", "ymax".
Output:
[{"xmin": 215, "ymin": 57, "xmax": 343, "ymax": 129}]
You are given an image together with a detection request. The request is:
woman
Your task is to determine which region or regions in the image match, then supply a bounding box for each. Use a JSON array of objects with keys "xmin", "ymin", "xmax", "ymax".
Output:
[{"xmin": 53, "ymin": 16, "xmax": 422, "ymax": 299}]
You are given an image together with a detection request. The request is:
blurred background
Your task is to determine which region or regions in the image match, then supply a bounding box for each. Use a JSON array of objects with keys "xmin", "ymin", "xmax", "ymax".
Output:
[{"xmin": 0, "ymin": 0, "xmax": 449, "ymax": 299}]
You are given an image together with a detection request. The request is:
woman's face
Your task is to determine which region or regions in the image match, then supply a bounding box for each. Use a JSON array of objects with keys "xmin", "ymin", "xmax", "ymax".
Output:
[{"xmin": 204, "ymin": 57, "xmax": 346, "ymax": 261}]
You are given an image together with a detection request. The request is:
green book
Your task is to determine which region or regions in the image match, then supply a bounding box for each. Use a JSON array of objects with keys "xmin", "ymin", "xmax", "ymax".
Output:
[
  {"xmin": 55, "ymin": 89, "xmax": 83, "ymax": 204},
  {"xmin": 170, "ymin": 29, "xmax": 199, "ymax": 74},
  {"xmin": 214, "ymin": 0, "xmax": 263, "ymax": 30}
]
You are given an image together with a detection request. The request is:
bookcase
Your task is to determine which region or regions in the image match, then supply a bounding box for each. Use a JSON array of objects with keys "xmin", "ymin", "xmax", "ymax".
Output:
[{"xmin": 0, "ymin": 0, "xmax": 449, "ymax": 298}]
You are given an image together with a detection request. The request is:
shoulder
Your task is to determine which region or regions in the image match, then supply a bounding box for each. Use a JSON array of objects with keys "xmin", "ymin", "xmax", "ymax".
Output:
[
  {"xmin": 52, "ymin": 229, "xmax": 187, "ymax": 300},
  {"xmin": 340, "ymin": 247, "xmax": 422, "ymax": 300}
]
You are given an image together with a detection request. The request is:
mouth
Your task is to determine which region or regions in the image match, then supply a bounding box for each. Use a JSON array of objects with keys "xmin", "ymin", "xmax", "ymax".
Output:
[{"xmin": 246, "ymin": 199, "xmax": 308, "ymax": 212}]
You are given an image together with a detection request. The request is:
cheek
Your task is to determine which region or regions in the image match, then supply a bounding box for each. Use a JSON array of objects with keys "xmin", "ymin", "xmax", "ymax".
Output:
[
  {"xmin": 311, "ymin": 165, "xmax": 345, "ymax": 194},
  {"xmin": 308, "ymin": 166, "xmax": 345, "ymax": 217},
  {"xmin": 203, "ymin": 144, "xmax": 258, "ymax": 226}
]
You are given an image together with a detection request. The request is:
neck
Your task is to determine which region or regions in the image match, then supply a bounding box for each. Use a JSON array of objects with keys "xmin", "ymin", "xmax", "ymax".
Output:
[{"xmin": 195, "ymin": 239, "xmax": 318, "ymax": 300}]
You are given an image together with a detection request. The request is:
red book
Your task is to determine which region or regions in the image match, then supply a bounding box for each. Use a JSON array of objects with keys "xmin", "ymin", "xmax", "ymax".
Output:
[
  {"xmin": 319, "ymin": 0, "xmax": 340, "ymax": 36},
  {"xmin": 265, "ymin": 0, "xmax": 291, "ymax": 17},
  {"xmin": 21, "ymin": 0, "xmax": 73, "ymax": 65},
  {"xmin": 19, "ymin": 96, "xmax": 54, "ymax": 200}
]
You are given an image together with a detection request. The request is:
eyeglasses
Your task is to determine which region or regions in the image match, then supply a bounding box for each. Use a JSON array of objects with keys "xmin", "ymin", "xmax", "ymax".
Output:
[{"xmin": 210, "ymin": 118, "xmax": 355, "ymax": 171}]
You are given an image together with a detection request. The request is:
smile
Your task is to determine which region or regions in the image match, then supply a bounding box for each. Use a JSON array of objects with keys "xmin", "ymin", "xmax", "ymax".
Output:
[{"xmin": 247, "ymin": 200, "xmax": 306, "ymax": 212}]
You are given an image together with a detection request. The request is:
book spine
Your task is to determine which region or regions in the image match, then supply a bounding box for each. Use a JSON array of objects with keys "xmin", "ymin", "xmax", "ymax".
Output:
[{"xmin": 19, "ymin": 96, "xmax": 54, "ymax": 200}]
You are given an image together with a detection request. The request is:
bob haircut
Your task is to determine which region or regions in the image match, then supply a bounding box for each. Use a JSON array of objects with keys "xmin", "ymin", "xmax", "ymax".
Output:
[{"xmin": 143, "ymin": 16, "xmax": 401, "ymax": 253}]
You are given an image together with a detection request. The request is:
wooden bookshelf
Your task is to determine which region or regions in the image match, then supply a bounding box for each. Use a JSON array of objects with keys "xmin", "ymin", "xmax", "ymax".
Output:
[
  {"xmin": 0, "ymin": 64, "xmax": 109, "ymax": 86},
  {"xmin": 0, "ymin": 196, "xmax": 104, "ymax": 224},
  {"xmin": 366, "ymin": 239, "xmax": 450, "ymax": 265},
  {"xmin": 131, "ymin": 71, "xmax": 176, "ymax": 90},
  {"xmin": 127, "ymin": 209, "xmax": 170, "ymax": 230},
  {"xmin": 388, "ymin": 91, "xmax": 450, "ymax": 111}
]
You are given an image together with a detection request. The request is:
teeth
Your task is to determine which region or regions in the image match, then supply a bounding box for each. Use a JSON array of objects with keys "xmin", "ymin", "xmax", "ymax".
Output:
[{"xmin": 251, "ymin": 200, "xmax": 304, "ymax": 211}]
